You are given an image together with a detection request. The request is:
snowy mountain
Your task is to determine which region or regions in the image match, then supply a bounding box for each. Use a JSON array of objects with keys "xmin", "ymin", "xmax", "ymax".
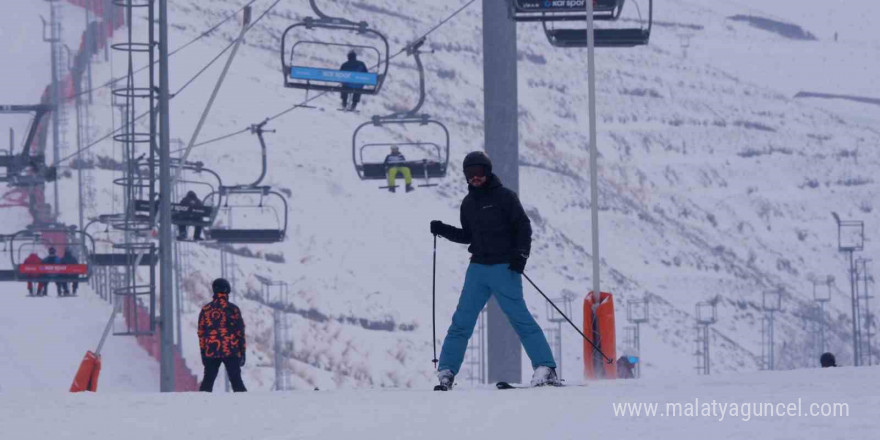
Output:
[{"xmin": 3, "ymin": 0, "xmax": 880, "ymax": 391}]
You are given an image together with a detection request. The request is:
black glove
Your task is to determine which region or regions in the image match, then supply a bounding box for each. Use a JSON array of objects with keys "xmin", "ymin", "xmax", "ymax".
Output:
[
  {"xmin": 240, "ymin": 353, "xmax": 246, "ymax": 367},
  {"xmin": 430, "ymin": 220, "xmax": 449, "ymax": 237},
  {"xmin": 508, "ymin": 254, "xmax": 528, "ymax": 274}
]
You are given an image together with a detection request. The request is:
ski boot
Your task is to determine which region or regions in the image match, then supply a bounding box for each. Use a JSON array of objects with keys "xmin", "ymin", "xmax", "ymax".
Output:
[
  {"xmin": 405, "ymin": 184, "xmax": 414, "ymax": 193},
  {"xmin": 388, "ymin": 186, "xmax": 396, "ymax": 193},
  {"xmin": 530, "ymin": 366, "xmax": 562, "ymax": 387},
  {"xmin": 434, "ymin": 369, "xmax": 454, "ymax": 391}
]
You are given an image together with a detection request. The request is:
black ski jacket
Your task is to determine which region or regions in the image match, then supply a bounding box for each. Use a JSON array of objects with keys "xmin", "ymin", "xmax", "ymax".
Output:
[{"xmin": 441, "ymin": 174, "xmax": 531, "ymax": 265}]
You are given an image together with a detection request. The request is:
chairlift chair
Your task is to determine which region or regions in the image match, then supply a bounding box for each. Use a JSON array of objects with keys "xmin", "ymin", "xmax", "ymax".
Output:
[
  {"xmin": 509, "ymin": 0, "xmax": 652, "ymax": 48},
  {"xmin": 83, "ymin": 218, "xmax": 158, "ymax": 267},
  {"xmin": 0, "ymin": 104, "xmax": 57, "ymax": 187},
  {"xmin": 10, "ymin": 226, "xmax": 95, "ymax": 283},
  {"xmin": 127, "ymin": 159, "xmax": 222, "ymax": 233},
  {"xmin": 206, "ymin": 186, "xmax": 289, "ymax": 244},
  {"xmin": 203, "ymin": 122, "xmax": 289, "ymax": 244},
  {"xmin": 280, "ymin": 0, "xmax": 389, "ymax": 96},
  {"xmin": 351, "ymin": 38, "xmax": 450, "ymax": 189}
]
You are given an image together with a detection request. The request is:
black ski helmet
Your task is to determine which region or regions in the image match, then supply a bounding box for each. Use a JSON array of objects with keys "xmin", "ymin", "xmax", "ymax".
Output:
[
  {"xmin": 462, "ymin": 151, "xmax": 492, "ymax": 175},
  {"xmin": 347, "ymin": 50, "xmax": 357, "ymax": 61},
  {"xmin": 212, "ymin": 278, "xmax": 231, "ymax": 294},
  {"xmin": 820, "ymin": 352, "xmax": 836, "ymax": 368}
]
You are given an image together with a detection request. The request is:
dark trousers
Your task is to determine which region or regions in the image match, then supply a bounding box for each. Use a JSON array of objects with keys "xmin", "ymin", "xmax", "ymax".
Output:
[
  {"xmin": 341, "ymin": 91, "xmax": 361, "ymax": 109},
  {"xmin": 178, "ymin": 224, "xmax": 202, "ymax": 240},
  {"xmin": 200, "ymin": 357, "xmax": 247, "ymax": 392}
]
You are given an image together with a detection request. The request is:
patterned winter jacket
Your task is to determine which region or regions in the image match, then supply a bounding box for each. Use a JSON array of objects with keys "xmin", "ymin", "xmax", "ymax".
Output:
[{"xmin": 198, "ymin": 292, "xmax": 246, "ymax": 359}]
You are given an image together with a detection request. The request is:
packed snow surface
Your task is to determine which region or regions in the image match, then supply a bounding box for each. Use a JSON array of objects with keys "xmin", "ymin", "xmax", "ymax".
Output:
[{"xmin": 2, "ymin": 366, "xmax": 878, "ymax": 440}]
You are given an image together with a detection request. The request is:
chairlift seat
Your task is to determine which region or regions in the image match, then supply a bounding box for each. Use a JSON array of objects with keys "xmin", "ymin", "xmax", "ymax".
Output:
[
  {"xmin": 358, "ymin": 161, "xmax": 446, "ymax": 180},
  {"xmin": 0, "ymin": 270, "xmax": 15, "ymax": 281},
  {"xmin": 208, "ymin": 229, "xmax": 285, "ymax": 244},
  {"xmin": 90, "ymin": 253, "xmax": 158, "ymax": 267},
  {"xmin": 288, "ymin": 66, "xmax": 379, "ymax": 92},
  {"xmin": 133, "ymin": 200, "xmax": 215, "ymax": 227},
  {"xmin": 546, "ymin": 28, "xmax": 650, "ymax": 48},
  {"xmin": 16, "ymin": 263, "xmax": 89, "ymax": 282}
]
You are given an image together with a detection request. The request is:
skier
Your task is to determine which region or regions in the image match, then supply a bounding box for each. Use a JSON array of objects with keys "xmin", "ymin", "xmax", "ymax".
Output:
[
  {"xmin": 177, "ymin": 191, "xmax": 204, "ymax": 241},
  {"xmin": 384, "ymin": 146, "xmax": 414, "ymax": 193},
  {"xmin": 616, "ymin": 355, "xmax": 638, "ymax": 379},
  {"xmin": 41, "ymin": 247, "xmax": 62, "ymax": 297},
  {"xmin": 820, "ymin": 352, "xmax": 836, "ymax": 368},
  {"xmin": 60, "ymin": 249, "xmax": 79, "ymax": 296},
  {"xmin": 23, "ymin": 252, "xmax": 42, "ymax": 296},
  {"xmin": 339, "ymin": 51, "xmax": 368, "ymax": 111},
  {"xmin": 430, "ymin": 151, "xmax": 558, "ymax": 390},
  {"xmin": 198, "ymin": 278, "xmax": 247, "ymax": 392}
]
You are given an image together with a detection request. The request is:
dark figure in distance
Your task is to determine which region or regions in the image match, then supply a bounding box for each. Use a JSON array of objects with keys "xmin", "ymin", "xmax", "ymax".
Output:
[
  {"xmin": 177, "ymin": 191, "xmax": 204, "ymax": 241},
  {"xmin": 198, "ymin": 278, "xmax": 247, "ymax": 392},
  {"xmin": 340, "ymin": 51, "xmax": 368, "ymax": 111},
  {"xmin": 41, "ymin": 247, "xmax": 62, "ymax": 297},
  {"xmin": 820, "ymin": 352, "xmax": 836, "ymax": 368},
  {"xmin": 430, "ymin": 151, "xmax": 558, "ymax": 390},
  {"xmin": 616, "ymin": 355, "xmax": 638, "ymax": 379},
  {"xmin": 60, "ymin": 248, "xmax": 79, "ymax": 296}
]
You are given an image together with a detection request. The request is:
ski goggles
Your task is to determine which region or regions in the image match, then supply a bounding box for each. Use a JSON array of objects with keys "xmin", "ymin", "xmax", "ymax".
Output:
[
  {"xmin": 626, "ymin": 356, "xmax": 640, "ymax": 364},
  {"xmin": 464, "ymin": 165, "xmax": 487, "ymax": 180}
]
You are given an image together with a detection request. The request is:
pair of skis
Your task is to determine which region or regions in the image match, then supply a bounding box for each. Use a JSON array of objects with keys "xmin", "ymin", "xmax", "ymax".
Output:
[{"xmin": 434, "ymin": 381, "xmax": 572, "ymax": 391}]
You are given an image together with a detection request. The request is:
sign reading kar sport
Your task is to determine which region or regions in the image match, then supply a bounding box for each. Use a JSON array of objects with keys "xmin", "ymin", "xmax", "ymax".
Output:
[
  {"xmin": 515, "ymin": 0, "xmax": 617, "ymax": 13},
  {"xmin": 289, "ymin": 66, "xmax": 378, "ymax": 86}
]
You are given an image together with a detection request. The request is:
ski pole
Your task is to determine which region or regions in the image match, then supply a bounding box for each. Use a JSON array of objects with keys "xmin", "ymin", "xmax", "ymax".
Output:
[
  {"xmin": 431, "ymin": 233, "xmax": 438, "ymax": 369},
  {"xmin": 522, "ymin": 272, "xmax": 614, "ymax": 364}
]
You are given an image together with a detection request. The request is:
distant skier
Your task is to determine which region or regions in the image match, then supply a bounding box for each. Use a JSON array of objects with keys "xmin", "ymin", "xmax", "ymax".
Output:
[
  {"xmin": 60, "ymin": 249, "xmax": 79, "ymax": 296},
  {"xmin": 384, "ymin": 146, "xmax": 414, "ymax": 193},
  {"xmin": 340, "ymin": 51, "xmax": 368, "ymax": 111},
  {"xmin": 177, "ymin": 191, "xmax": 204, "ymax": 241},
  {"xmin": 616, "ymin": 355, "xmax": 638, "ymax": 379},
  {"xmin": 42, "ymin": 247, "xmax": 62, "ymax": 297},
  {"xmin": 430, "ymin": 151, "xmax": 558, "ymax": 390},
  {"xmin": 820, "ymin": 352, "xmax": 836, "ymax": 368},
  {"xmin": 23, "ymin": 252, "xmax": 42, "ymax": 296},
  {"xmin": 198, "ymin": 278, "xmax": 247, "ymax": 392}
]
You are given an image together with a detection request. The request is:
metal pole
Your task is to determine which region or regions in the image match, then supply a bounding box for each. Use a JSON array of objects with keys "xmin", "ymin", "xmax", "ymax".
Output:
[
  {"xmin": 158, "ymin": 0, "xmax": 175, "ymax": 392},
  {"xmin": 50, "ymin": 1, "xmax": 61, "ymax": 220},
  {"xmin": 75, "ymin": 73, "xmax": 84, "ymax": 234},
  {"xmin": 849, "ymin": 251, "xmax": 860, "ymax": 366},
  {"xmin": 586, "ymin": 0, "xmax": 600, "ymax": 305},
  {"xmin": 482, "ymin": 0, "xmax": 521, "ymax": 384},
  {"xmin": 85, "ymin": 0, "xmax": 94, "ymax": 104}
]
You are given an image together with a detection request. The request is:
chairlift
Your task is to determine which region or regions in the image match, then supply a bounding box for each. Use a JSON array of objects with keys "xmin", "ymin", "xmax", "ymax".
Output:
[
  {"xmin": 204, "ymin": 122, "xmax": 289, "ymax": 244},
  {"xmin": 280, "ymin": 0, "xmax": 389, "ymax": 96},
  {"xmin": 84, "ymin": 217, "xmax": 159, "ymax": 267},
  {"xmin": 351, "ymin": 38, "xmax": 450, "ymax": 189},
  {"xmin": 0, "ymin": 104, "xmax": 58, "ymax": 187},
  {"xmin": 9, "ymin": 225, "xmax": 95, "ymax": 283},
  {"xmin": 129, "ymin": 159, "xmax": 222, "ymax": 232},
  {"xmin": 509, "ymin": 0, "xmax": 652, "ymax": 48}
]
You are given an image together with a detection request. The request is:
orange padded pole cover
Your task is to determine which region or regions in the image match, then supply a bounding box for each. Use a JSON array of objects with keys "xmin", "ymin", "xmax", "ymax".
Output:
[
  {"xmin": 583, "ymin": 291, "xmax": 617, "ymax": 379},
  {"xmin": 70, "ymin": 351, "xmax": 102, "ymax": 392}
]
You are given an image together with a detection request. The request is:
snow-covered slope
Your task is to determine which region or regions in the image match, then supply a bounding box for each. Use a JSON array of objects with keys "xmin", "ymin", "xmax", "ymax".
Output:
[
  {"xmin": 2, "ymin": 366, "xmax": 877, "ymax": 440},
  {"xmin": 4, "ymin": 0, "xmax": 880, "ymax": 391},
  {"xmin": 0, "ymin": 286, "xmax": 159, "ymax": 392}
]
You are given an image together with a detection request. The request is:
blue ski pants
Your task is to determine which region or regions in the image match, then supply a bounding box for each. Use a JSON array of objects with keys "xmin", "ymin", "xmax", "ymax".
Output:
[{"xmin": 438, "ymin": 263, "xmax": 556, "ymax": 375}]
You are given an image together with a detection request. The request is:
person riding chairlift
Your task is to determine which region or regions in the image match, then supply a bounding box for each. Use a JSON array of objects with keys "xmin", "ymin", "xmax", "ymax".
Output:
[
  {"xmin": 384, "ymin": 146, "xmax": 414, "ymax": 193},
  {"xmin": 178, "ymin": 191, "xmax": 204, "ymax": 241},
  {"xmin": 340, "ymin": 51, "xmax": 368, "ymax": 111}
]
